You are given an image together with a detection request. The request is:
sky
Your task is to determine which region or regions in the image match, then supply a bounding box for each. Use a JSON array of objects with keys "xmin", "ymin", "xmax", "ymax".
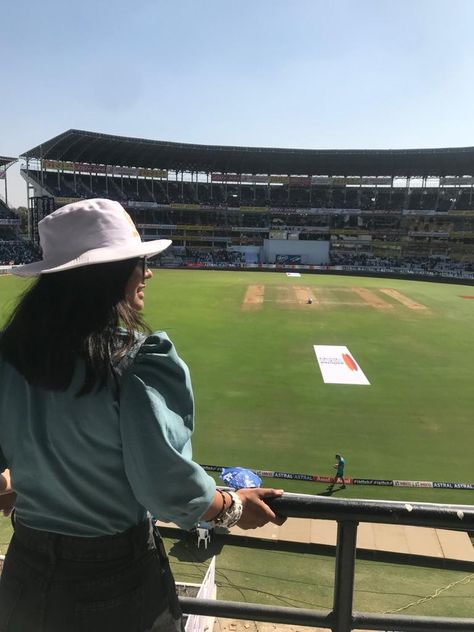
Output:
[{"xmin": 2, "ymin": 0, "xmax": 474, "ymax": 207}]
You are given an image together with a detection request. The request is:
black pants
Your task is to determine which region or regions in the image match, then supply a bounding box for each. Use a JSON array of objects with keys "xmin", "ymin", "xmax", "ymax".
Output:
[{"xmin": 0, "ymin": 517, "xmax": 184, "ymax": 632}]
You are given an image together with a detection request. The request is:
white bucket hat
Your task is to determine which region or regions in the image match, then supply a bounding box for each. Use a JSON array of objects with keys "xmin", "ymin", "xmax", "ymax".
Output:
[{"xmin": 12, "ymin": 198, "xmax": 172, "ymax": 277}]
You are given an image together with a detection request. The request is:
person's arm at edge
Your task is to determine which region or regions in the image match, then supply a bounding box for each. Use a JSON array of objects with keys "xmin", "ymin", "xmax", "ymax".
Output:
[
  {"xmin": 0, "ymin": 469, "xmax": 11, "ymax": 494},
  {"xmin": 0, "ymin": 470, "xmax": 16, "ymax": 517}
]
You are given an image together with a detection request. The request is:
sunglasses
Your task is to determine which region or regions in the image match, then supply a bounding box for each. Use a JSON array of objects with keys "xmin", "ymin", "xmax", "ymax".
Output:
[{"xmin": 139, "ymin": 257, "xmax": 148, "ymax": 280}]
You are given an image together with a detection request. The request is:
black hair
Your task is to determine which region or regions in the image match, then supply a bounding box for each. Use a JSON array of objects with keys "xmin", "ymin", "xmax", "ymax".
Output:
[{"xmin": 0, "ymin": 258, "xmax": 151, "ymax": 396}]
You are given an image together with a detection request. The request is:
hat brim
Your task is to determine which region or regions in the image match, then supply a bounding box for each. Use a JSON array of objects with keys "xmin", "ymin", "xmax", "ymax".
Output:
[{"xmin": 12, "ymin": 239, "xmax": 172, "ymax": 277}]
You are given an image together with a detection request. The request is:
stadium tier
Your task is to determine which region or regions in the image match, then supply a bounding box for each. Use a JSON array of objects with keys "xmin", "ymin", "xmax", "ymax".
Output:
[
  {"xmin": 0, "ymin": 156, "xmax": 36, "ymax": 265},
  {"xmin": 19, "ymin": 129, "xmax": 474, "ymax": 273}
]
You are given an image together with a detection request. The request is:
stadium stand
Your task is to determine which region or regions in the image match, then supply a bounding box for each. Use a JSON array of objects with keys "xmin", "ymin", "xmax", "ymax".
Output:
[
  {"xmin": 0, "ymin": 156, "xmax": 17, "ymax": 218},
  {"xmin": 0, "ymin": 241, "xmax": 41, "ymax": 266},
  {"xmin": 0, "ymin": 199, "xmax": 17, "ymax": 221},
  {"xmin": 17, "ymin": 129, "xmax": 474, "ymax": 279},
  {"xmin": 0, "ymin": 156, "xmax": 40, "ymax": 265}
]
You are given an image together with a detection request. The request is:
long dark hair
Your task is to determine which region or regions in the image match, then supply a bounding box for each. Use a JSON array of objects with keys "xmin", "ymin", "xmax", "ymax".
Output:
[{"xmin": 0, "ymin": 258, "xmax": 151, "ymax": 396}]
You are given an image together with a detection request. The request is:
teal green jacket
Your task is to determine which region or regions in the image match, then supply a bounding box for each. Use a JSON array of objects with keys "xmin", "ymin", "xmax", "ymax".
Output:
[{"xmin": 0, "ymin": 332, "xmax": 216, "ymax": 536}]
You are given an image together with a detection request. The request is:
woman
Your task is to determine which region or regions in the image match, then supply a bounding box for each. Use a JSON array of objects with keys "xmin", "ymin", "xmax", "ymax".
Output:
[{"xmin": 0, "ymin": 199, "xmax": 285, "ymax": 632}]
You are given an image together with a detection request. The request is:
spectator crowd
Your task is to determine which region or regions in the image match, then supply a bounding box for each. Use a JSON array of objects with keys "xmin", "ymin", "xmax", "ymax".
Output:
[
  {"xmin": 0, "ymin": 241, "xmax": 41, "ymax": 266},
  {"xmin": 329, "ymin": 251, "xmax": 473, "ymax": 274}
]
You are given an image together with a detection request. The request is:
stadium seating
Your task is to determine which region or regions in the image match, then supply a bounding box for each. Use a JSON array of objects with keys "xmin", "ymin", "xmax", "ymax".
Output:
[
  {"xmin": 20, "ymin": 156, "xmax": 474, "ymax": 276},
  {"xmin": 28, "ymin": 169, "xmax": 474, "ymax": 213},
  {"xmin": 0, "ymin": 199, "xmax": 17, "ymax": 220},
  {"xmin": 0, "ymin": 240, "xmax": 41, "ymax": 265}
]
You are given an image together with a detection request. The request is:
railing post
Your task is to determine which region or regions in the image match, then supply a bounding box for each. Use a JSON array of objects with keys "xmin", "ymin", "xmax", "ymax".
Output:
[{"xmin": 332, "ymin": 520, "xmax": 358, "ymax": 632}]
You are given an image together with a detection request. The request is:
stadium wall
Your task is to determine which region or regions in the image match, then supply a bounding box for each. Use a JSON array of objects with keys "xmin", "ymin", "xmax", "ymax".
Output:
[
  {"xmin": 263, "ymin": 239, "xmax": 330, "ymax": 264},
  {"xmin": 179, "ymin": 263, "xmax": 474, "ymax": 285},
  {"xmin": 228, "ymin": 245, "xmax": 261, "ymax": 263}
]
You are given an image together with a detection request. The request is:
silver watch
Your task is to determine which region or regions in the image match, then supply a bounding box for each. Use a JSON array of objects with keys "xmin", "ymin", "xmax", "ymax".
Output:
[{"xmin": 212, "ymin": 491, "xmax": 243, "ymax": 528}]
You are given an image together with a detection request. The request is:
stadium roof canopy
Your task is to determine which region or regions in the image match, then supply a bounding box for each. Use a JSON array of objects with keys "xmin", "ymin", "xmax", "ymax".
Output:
[
  {"xmin": 21, "ymin": 129, "xmax": 474, "ymax": 177},
  {"xmin": 0, "ymin": 156, "xmax": 17, "ymax": 168}
]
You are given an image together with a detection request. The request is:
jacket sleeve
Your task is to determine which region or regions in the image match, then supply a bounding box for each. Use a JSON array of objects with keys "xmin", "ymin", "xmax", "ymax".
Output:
[{"xmin": 119, "ymin": 332, "xmax": 216, "ymax": 530}]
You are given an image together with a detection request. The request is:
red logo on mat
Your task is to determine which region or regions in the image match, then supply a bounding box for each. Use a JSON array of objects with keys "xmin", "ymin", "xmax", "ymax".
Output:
[{"xmin": 342, "ymin": 353, "xmax": 358, "ymax": 371}]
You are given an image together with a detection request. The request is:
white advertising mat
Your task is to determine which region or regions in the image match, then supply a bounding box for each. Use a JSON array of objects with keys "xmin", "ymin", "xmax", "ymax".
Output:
[
  {"xmin": 286, "ymin": 272, "xmax": 301, "ymax": 277},
  {"xmin": 314, "ymin": 345, "xmax": 370, "ymax": 385}
]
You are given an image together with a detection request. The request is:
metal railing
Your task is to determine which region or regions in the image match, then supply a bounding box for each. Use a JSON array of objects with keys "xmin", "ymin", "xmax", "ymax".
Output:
[{"xmin": 179, "ymin": 493, "xmax": 474, "ymax": 632}]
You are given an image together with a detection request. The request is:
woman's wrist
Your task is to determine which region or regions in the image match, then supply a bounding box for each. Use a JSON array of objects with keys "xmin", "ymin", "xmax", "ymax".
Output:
[
  {"xmin": 208, "ymin": 489, "xmax": 231, "ymax": 521},
  {"xmin": 208, "ymin": 491, "xmax": 243, "ymax": 529}
]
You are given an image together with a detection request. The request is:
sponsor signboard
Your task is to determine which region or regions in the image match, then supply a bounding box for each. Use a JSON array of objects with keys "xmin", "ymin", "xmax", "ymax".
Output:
[
  {"xmin": 276, "ymin": 255, "xmax": 302, "ymax": 264},
  {"xmin": 137, "ymin": 168, "xmax": 167, "ymax": 179},
  {"xmin": 54, "ymin": 197, "xmax": 80, "ymax": 206},
  {"xmin": 311, "ymin": 176, "xmax": 392, "ymax": 186},
  {"xmin": 306, "ymin": 208, "xmax": 361, "ymax": 215},
  {"xmin": 433, "ymin": 482, "xmax": 474, "ymax": 490},
  {"xmin": 273, "ymin": 471, "xmax": 315, "ymax": 482},
  {"xmin": 440, "ymin": 176, "xmax": 474, "ymax": 186},
  {"xmin": 110, "ymin": 166, "xmax": 138, "ymax": 176},
  {"xmin": 360, "ymin": 177, "xmax": 392, "ymax": 186},
  {"xmin": 211, "ymin": 173, "xmax": 240, "ymax": 183},
  {"xmin": 289, "ymin": 176, "xmax": 311, "ymax": 187},
  {"xmin": 137, "ymin": 224, "xmax": 177, "ymax": 229},
  {"xmin": 43, "ymin": 160, "xmax": 167, "ymax": 179},
  {"xmin": 211, "ymin": 173, "xmax": 292, "ymax": 185},
  {"xmin": 312, "ymin": 475, "xmax": 335, "ymax": 484},
  {"xmin": 44, "ymin": 160, "xmax": 107, "ymax": 174},
  {"xmin": 127, "ymin": 201, "xmax": 159, "ymax": 209},
  {"xmin": 243, "ymin": 175, "xmax": 269, "ymax": 184},
  {"xmin": 169, "ymin": 203, "xmax": 200, "ymax": 210},
  {"xmin": 393, "ymin": 480, "xmax": 433, "ymax": 488},
  {"xmin": 269, "ymin": 175, "xmax": 289, "ymax": 184},
  {"xmin": 199, "ymin": 465, "xmax": 473, "ymax": 490},
  {"xmin": 43, "ymin": 159, "xmax": 72, "ymax": 171},
  {"xmin": 314, "ymin": 345, "xmax": 370, "ymax": 385},
  {"xmin": 352, "ymin": 479, "xmax": 394, "ymax": 487},
  {"xmin": 177, "ymin": 224, "xmax": 217, "ymax": 231},
  {"xmin": 231, "ymin": 227, "xmax": 268, "ymax": 233}
]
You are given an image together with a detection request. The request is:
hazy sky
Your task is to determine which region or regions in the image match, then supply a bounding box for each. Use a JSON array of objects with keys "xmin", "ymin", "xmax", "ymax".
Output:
[{"xmin": 2, "ymin": 0, "xmax": 474, "ymax": 206}]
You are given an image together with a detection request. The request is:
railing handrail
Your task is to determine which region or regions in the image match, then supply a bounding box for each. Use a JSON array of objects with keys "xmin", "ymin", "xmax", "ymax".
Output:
[
  {"xmin": 266, "ymin": 492, "xmax": 474, "ymax": 531},
  {"xmin": 180, "ymin": 597, "xmax": 474, "ymax": 632},
  {"xmin": 179, "ymin": 492, "xmax": 474, "ymax": 631}
]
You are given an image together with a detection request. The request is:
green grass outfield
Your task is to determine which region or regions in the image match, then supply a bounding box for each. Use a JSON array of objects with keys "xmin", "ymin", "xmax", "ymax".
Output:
[
  {"xmin": 164, "ymin": 534, "xmax": 474, "ymax": 619},
  {"xmin": 0, "ymin": 270, "xmax": 473, "ymax": 617},
  {"xmin": 154, "ymin": 270, "xmax": 473, "ymax": 505},
  {"xmin": 1, "ymin": 270, "xmax": 473, "ymax": 503}
]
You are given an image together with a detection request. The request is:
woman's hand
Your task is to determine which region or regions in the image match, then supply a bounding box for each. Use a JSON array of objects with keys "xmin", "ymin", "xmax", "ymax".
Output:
[
  {"xmin": 0, "ymin": 470, "xmax": 15, "ymax": 517},
  {"xmin": 0, "ymin": 492, "xmax": 16, "ymax": 517},
  {"xmin": 236, "ymin": 488, "xmax": 286, "ymax": 530},
  {"xmin": 0, "ymin": 469, "xmax": 11, "ymax": 495}
]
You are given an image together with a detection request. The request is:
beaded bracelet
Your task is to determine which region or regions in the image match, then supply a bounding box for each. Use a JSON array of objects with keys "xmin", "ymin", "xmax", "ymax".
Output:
[{"xmin": 208, "ymin": 489, "xmax": 228, "ymax": 522}]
